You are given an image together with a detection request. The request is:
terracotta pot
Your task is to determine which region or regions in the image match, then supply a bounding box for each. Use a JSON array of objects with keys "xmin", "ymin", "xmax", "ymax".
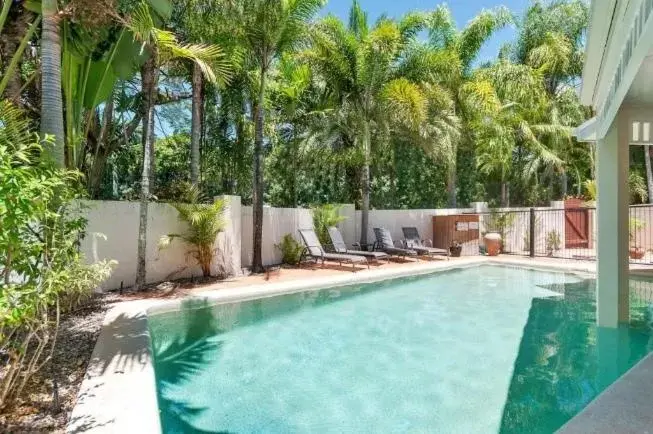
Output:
[
  {"xmin": 484, "ymin": 232, "xmax": 502, "ymax": 256},
  {"xmin": 449, "ymin": 245, "xmax": 462, "ymax": 257},
  {"xmin": 629, "ymin": 247, "xmax": 645, "ymax": 260}
]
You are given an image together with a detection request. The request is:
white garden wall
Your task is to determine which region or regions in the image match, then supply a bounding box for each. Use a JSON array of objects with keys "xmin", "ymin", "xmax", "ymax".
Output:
[
  {"xmin": 81, "ymin": 197, "xmax": 240, "ymax": 291},
  {"xmin": 352, "ymin": 208, "xmax": 475, "ymax": 245},
  {"xmin": 81, "ymin": 196, "xmax": 584, "ymax": 291},
  {"xmin": 240, "ymin": 206, "xmax": 313, "ymax": 267}
]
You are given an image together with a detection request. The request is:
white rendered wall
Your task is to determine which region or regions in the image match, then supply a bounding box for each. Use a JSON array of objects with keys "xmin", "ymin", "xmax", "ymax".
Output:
[
  {"xmin": 353, "ymin": 208, "xmax": 475, "ymax": 246},
  {"xmin": 240, "ymin": 206, "xmax": 313, "ymax": 267},
  {"xmin": 80, "ymin": 199, "xmax": 236, "ymax": 290}
]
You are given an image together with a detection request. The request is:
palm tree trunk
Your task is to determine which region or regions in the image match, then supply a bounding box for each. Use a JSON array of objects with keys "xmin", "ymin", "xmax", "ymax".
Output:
[
  {"xmin": 360, "ymin": 120, "xmax": 371, "ymax": 248},
  {"xmin": 645, "ymin": 145, "xmax": 653, "ymax": 203},
  {"xmin": 560, "ymin": 169, "xmax": 568, "ymax": 199},
  {"xmin": 87, "ymin": 97, "xmax": 115, "ymax": 198},
  {"xmin": 190, "ymin": 63, "xmax": 203, "ymax": 187},
  {"xmin": 1, "ymin": 6, "xmax": 31, "ymax": 105},
  {"xmin": 135, "ymin": 54, "xmax": 159, "ymax": 289},
  {"xmin": 40, "ymin": 0, "xmax": 65, "ymax": 167},
  {"xmin": 447, "ymin": 164, "xmax": 457, "ymax": 207},
  {"xmin": 501, "ymin": 180, "xmax": 509, "ymax": 207},
  {"xmin": 251, "ymin": 69, "xmax": 266, "ymax": 273}
]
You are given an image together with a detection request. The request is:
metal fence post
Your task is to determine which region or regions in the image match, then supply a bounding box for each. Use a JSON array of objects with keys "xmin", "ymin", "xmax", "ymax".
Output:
[{"xmin": 529, "ymin": 208, "xmax": 536, "ymax": 258}]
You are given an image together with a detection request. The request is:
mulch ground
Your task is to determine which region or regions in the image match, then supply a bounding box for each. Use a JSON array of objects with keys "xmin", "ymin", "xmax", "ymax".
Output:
[{"xmin": 0, "ymin": 294, "xmax": 120, "ymax": 434}]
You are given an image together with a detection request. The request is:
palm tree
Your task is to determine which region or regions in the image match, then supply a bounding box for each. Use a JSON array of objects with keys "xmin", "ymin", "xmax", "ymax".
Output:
[
  {"xmin": 644, "ymin": 146, "xmax": 653, "ymax": 203},
  {"xmin": 513, "ymin": 0, "xmax": 590, "ymax": 199},
  {"xmin": 308, "ymin": 1, "xmax": 459, "ymax": 247},
  {"xmin": 190, "ymin": 63, "xmax": 202, "ymax": 186},
  {"xmin": 129, "ymin": 3, "xmax": 231, "ymax": 288},
  {"xmin": 228, "ymin": 0, "xmax": 324, "ymax": 273},
  {"xmin": 465, "ymin": 60, "xmax": 564, "ymax": 206},
  {"xmin": 419, "ymin": 5, "xmax": 512, "ymax": 207},
  {"xmin": 173, "ymin": 0, "xmax": 233, "ymax": 188},
  {"xmin": 40, "ymin": 0, "xmax": 65, "ymax": 167}
]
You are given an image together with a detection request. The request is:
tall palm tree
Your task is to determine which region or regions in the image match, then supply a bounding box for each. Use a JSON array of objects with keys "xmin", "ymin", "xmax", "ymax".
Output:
[
  {"xmin": 190, "ymin": 62, "xmax": 202, "ymax": 186},
  {"xmin": 308, "ymin": 1, "xmax": 459, "ymax": 247},
  {"xmin": 40, "ymin": 0, "xmax": 65, "ymax": 167},
  {"xmin": 514, "ymin": 0, "xmax": 590, "ymax": 199},
  {"xmin": 129, "ymin": 3, "xmax": 231, "ymax": 288},
  {"xmin": 174, "ymin": 0, "xmax": 234, "ymax": 188},
  {"xmin": 465, "ymin": 60, "xmax": 563, "ymax": 206},
  {"xmin": 228, "ymin": 0, "xmax": 324, "ymax": 273},
  {"xmin": 419, "ymin": 5, "xmax": 512, "ymax": 207}
]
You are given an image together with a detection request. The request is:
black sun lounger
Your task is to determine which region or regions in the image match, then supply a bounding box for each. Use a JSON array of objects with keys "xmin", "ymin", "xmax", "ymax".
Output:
[
  {"xmin": 327, "ymin": 227, "xmax": 389, "ymax": 262},
  {"xmin": 402, "ymin": 226, "xmax": 449, "ymax": 258},
  {"xmin": 372, "ymin": 227, "xmax": 418, "ymax": 258},
  {"xmin": 298, "ymin": 229, "xmax": 369, "ymax": 271}
]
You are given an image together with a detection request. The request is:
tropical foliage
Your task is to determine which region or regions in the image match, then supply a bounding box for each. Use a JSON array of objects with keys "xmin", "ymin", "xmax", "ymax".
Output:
[
  {"xmin": 9, "ymin": 0, "xmax": 647, "ymax": 275},
  {"xmin": 312, "ymin": 204, "xmax": 347, "ymax": 246},
  {"xmin": 276, "ymin": 234, "xmax": 305, "ymax": 265},
  {"xmin": 160, "ymin": 185, "xmax": 226, "ymax": 277},
  {"xmin": 0, "ymin": 102, "xmax": 114, "ymax": 408}
]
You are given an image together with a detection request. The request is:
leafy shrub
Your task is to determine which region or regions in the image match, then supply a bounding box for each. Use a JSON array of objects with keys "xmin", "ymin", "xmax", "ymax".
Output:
[
  {"xmin": 583, "ymin": 179, "xmax": 596, "ymax": 201},
  {"xmin": 545, "ymin": 230, "xmax": 561, "ymax": 255},
  {"xmin": 160, "ymin": 185, "xmax": 225, "ymax": 277},
  {"xmin": 312, "ymin": 204, "xmax": 347, "ymax": 246},
  {"xmin": 275, "ymin": 234, "xmax": 304, "ymax": 265},
  {"xmin": 0, "ymin": 102, "xmax": 114, "ymax": 408},
  {"xmin": 629, "ymin": 217, "xmax": 646, "ymax": 244}
]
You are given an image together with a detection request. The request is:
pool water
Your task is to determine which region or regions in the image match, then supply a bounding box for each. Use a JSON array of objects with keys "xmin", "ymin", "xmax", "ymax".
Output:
[{"xmin": 148, "ymin": 265, "xmax": 653, "ymax": 433}]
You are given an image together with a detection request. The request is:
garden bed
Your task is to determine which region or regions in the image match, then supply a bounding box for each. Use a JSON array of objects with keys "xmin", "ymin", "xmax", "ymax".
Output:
[{"xmin": 0, "ymin": 294, "xmax": 119, "ymax": 433}]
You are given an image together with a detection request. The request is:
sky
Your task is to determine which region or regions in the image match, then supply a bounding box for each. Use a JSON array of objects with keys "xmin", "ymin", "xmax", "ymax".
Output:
[{"xmin": 321, "ymin": 0, "xmax": 528, "ymax": 64}]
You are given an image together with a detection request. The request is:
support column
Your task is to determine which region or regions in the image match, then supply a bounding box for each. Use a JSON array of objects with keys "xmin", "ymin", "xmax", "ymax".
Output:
[{"xmin": 596, "ymin": 111, "xmax": 630, "ymax": 327}]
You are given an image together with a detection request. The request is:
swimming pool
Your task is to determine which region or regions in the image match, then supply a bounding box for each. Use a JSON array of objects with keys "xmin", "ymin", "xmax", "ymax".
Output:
[{"xmin": 148, "ymin": 265, "xmax": 653, "ymax": 433}]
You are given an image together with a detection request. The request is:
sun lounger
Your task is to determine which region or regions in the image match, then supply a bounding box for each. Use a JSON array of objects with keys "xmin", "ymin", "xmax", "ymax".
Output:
[
  {"xmin": 327, "ymin": 227, "xmax": 389, "ymax": 262},
  {"xmin": 298, "ymin": 229, "xmax": 369, "ymax": 270},
  {"xmin": 402, "ymin": 226, "xmax": 449, "ymax": 258},
  {"xmin": 372, "ymin": 227, "xmax": 418, "ymax": 258}
]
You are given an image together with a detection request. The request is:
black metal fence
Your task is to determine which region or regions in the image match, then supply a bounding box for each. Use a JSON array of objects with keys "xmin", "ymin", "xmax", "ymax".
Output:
[{"xmin": 470, "ymin": 205, "xmax": 653, "ymax": 264}]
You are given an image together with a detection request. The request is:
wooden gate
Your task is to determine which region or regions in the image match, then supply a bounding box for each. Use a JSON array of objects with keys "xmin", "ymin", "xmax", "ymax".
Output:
[{"xmin": 564, "ymin": 199, "xmax": 589, "ymax": 248}]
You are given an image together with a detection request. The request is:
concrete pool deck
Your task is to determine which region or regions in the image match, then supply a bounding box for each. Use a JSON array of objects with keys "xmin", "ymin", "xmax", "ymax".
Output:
[{"xmin": 67, "ymin": 256, "xmax": 653, "ymax": 433}]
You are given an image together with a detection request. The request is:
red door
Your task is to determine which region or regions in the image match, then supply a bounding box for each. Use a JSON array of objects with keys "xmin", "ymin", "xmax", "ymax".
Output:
[{"xmin": 564, "ymin": 199, "xmax": 589, "ymax": 248}]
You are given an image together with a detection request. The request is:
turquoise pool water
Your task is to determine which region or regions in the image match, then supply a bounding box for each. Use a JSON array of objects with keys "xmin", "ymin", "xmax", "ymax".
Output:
[{"xmin": 148, "ymin": 265, "xmax": 653, "ymax": 433}]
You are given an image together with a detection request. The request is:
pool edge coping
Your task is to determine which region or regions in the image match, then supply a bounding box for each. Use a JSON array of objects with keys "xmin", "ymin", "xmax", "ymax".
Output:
[{"xmin": 67, "ymin": 256, "xmax": 605, "ymax": 433}]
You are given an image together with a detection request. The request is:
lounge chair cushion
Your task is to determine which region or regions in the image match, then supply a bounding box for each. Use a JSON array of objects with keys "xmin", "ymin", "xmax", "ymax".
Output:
[
  {"xmin": 298, "ymin": 229, "xmax": 325, "ymax": 257},
  {"xmin": 323, "ymin": 252, "xmax": 367, "ymax": 263}
]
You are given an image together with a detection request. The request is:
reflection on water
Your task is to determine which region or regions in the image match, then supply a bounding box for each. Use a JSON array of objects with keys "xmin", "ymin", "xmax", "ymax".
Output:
[{"xmin": 499, "ymin": 279, "xmax": 653, "ymax": 434}]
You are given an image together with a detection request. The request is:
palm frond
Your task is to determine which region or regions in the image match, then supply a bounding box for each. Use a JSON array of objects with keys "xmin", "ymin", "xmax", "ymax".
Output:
[
  {"xmin": 458, "ymin": 6, "xmax": 513, "ymax": 69},
  {"xmin": 128, "ymin": 3, "xmax": 232, "ymax": 85},
  {"xmin": 527, "ymin": 32, "xmax": 571, "ymax": 75}
]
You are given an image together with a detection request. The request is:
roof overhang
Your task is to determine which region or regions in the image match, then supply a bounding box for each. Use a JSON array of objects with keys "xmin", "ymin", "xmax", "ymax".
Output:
[
  {"xmin": 574, "ymin": 117, "xmax": 598, "ymax": 143},
  {"xmin": 580, "ymin": 0, "xmax": 618, "ymax": 106}
]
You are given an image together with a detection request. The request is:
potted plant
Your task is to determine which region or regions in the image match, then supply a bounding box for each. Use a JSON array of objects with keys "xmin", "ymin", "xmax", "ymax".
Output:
[
  {"xmin": 449, "ymin": 241, "xmax": 462, "ymax": 257},
  {"xmin": 483, "ymin": 232, "xmax": 502, "ymax": 256},
  {"xmin": 629, "ymin": 218, "xmax": 646, "ymax": 259}
]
